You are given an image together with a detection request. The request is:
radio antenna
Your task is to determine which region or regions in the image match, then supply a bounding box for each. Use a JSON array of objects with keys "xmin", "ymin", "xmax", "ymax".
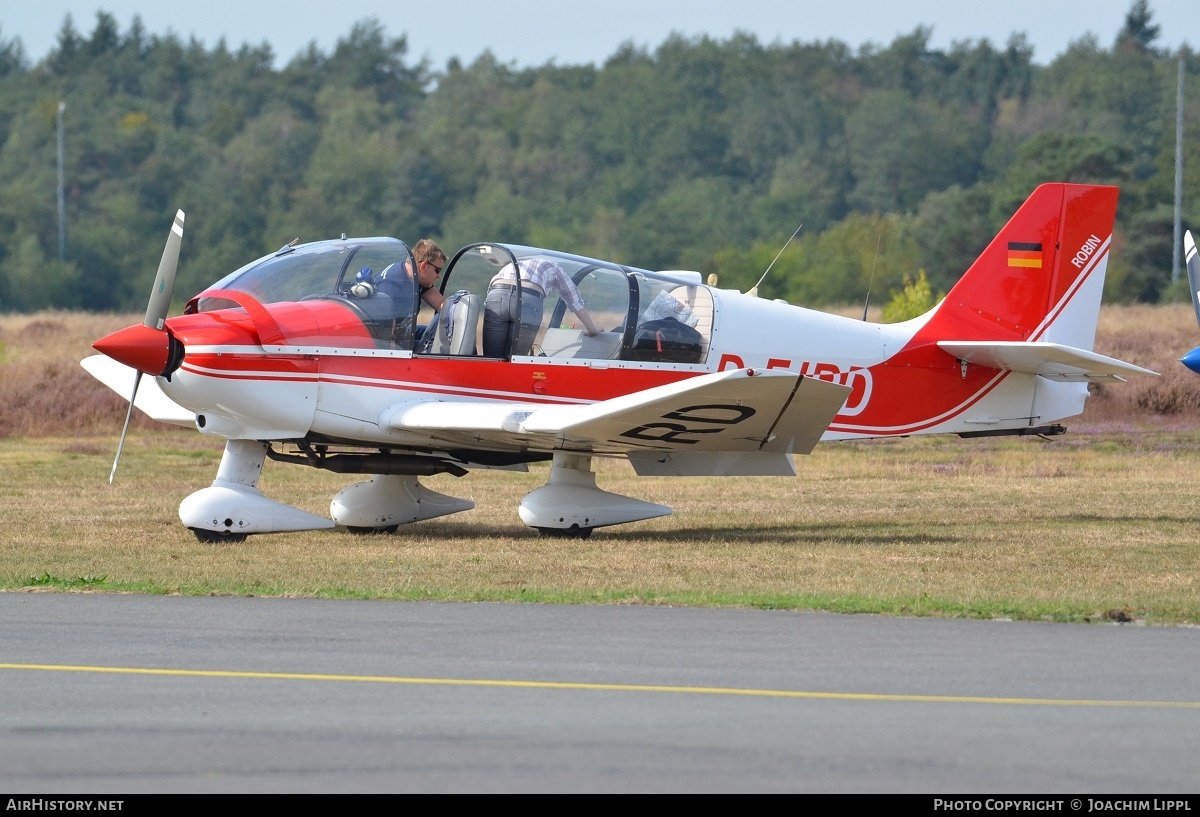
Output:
[
  {"xmin": 861, "ymin": 233, "xmax": 883, "ymax": 321},
  {"xmin": 746, "ymin": 223, "xmax": 802, "ymax": 298}
]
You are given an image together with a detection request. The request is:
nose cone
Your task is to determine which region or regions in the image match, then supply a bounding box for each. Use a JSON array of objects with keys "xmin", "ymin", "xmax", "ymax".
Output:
[
  {"xmin": 93, "ymin": 323, "xmax": 177, "ymax": 376},
  {"xmin": 1182, "ymin": 346, "xmax": 1200, "ymax": 375}
]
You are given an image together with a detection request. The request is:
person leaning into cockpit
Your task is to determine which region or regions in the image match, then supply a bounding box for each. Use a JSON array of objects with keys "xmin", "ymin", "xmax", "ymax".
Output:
[
  {"xmin": 375, "ymin": 238, "xmax": 447, "ymax": 346},
  {"xmin": 482, "ymin": 256, "xmax": 599, "ymax": 357}
]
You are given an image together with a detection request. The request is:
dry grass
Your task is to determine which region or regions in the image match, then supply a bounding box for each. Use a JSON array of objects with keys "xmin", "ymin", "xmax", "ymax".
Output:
[
  {"xmin": 2, "ymin": 306, "xmax": 1200, "ymax": 624},
  {"xmin": 2, "ymin": 429, "xmax": 1199, "ymax": 624},
  {"xmin": 1088, "ymin": 303, "xmax": 1200, "ymax": 419},
  {"xmin": 0, "ymin": 311, "xmax": 157, "ymax": 438}
]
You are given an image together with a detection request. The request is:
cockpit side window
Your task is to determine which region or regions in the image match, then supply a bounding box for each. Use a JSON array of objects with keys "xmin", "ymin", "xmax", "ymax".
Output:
[
  {"xmin": 337, "ymin": 244, "xmax": 418, "ymax": 348},
  {"xmin": 534, "ymin": 264, "xmax": 631, "ymax": 360},
  {"xmin": 424, "ymin": 244, "xmax": 519, "ymax": 357},
  {"xmin": 622, "ymin": 279, "xmax": 712, "ymax": 364}
]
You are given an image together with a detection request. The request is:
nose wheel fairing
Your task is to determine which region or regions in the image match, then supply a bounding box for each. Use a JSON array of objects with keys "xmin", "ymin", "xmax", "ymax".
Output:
[
  {"xmin": 180, "ymin": 440, "xmax": 478, "ymax": 540},
  {"xmin": 179, "ymin": 440, "xmax": 336, "ymax": 540}
]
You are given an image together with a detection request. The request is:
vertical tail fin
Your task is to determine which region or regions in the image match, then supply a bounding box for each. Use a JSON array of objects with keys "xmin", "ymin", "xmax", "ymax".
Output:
[{"xmin": 917, "ymin": 183, "xmax": 1119, "ymax": 351}]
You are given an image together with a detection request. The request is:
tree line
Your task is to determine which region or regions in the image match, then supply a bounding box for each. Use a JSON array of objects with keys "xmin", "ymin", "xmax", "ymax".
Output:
[{"xmin": 0, "ymin": 0, "xmax": 1195, "ymax": 314}]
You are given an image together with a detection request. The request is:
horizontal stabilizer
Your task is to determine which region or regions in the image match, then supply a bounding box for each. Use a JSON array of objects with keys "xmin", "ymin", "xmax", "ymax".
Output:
[
  {"xmin": 81, "ymin": 354, "xmax": 196, "ymax": 426},
  {"xmin": 383, "ymin": 368, "xmax": 851, "ymax": 457},
  {"xmin": 937, "ymin": 341, "xmax": 1159, "ymax": 383}
]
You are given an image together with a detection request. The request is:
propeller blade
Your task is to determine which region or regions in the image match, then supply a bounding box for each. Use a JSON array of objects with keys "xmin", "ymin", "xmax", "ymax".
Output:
[
  {"xmin": 1186, "ymin": 230, "xmax": 1199, "ymax": 332},
  {"xmin": 109, "ymin": 370, "xmax": 142, "ymax": 484},
  {"xmin": 109, "ymin": 208, "xmax": 185, "ymax": 482},
  {"xmin": 144, "ymin": 209, "xmax": 185, "ymax": 330}
]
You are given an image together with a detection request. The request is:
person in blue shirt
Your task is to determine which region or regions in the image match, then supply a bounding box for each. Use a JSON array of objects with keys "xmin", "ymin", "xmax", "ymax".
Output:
[{"xmin": 374, "ymin": 239, "xmax": 447, "ymax": 346}]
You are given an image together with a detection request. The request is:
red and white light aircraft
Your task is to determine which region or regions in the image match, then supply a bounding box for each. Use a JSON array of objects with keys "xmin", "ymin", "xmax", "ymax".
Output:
[{"xmin": 83, "ymin": 182, "xmax": 1157, "ymax": 542}]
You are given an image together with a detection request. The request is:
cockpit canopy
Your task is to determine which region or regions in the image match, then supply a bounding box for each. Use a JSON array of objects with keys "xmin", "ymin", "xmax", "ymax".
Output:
[{"xmin": 186, "ymin": 236, "xmax": 714, "ymax": 364}]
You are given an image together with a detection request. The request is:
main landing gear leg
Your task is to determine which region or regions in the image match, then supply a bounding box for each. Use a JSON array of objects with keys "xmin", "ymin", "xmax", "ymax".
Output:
[
  {"xmin": 518, "ymin": 452, "xmax": 672, "ymax": 539},
  {"xmin": 179, "ymin": 439, "xmax": 335, "ymax": 542}
]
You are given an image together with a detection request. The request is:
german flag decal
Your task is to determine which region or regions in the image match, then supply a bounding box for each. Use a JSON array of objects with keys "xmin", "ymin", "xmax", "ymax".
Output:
[{"xmin": 1007, "ymin": 241, "xmax": 1043, "ymax": 268}]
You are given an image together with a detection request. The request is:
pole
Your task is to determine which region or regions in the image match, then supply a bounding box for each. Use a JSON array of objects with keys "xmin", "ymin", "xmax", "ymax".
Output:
[
  {"xmin": 56, "ymin": 101, "xmax": 65, "ymax": 262},
  {"xmin": 1173, "ymin": 56, "xmax": 1183, "ymax": 286}
]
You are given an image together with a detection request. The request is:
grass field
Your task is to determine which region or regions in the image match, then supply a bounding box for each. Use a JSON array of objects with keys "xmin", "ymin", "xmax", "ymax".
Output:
[{"xmin": 2, "ymin": 307, "xmax": 1199, "ymax": 625}]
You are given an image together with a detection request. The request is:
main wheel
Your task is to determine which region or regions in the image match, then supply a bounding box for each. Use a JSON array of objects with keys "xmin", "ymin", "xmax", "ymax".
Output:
[
  {"xmin": 190, "ymin": 528, "xmax": 248, "ymax": 544},
  {"xmin": 346, "ymin": 525, "xmax": 400, "ymax": 535},
  {"xmin": 535, "ymin": 525, "xmax": 593, "ymax": 540}
]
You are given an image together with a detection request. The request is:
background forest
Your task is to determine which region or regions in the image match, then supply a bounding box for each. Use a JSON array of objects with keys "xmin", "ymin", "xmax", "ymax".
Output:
[{"xmin": 0, "ymin": 0, "xmax": 1196, "ymax": 315}]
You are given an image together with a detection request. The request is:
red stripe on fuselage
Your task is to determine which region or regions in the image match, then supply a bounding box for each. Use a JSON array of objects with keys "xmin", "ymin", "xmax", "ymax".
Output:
[
  {"xmin": 178, "ymin": 350, "xmax": 696, "ymax": 406},
  {"xmin": 170, "ymin": 300, "xmax": 694, "ymax": 404},
  {"xmin": 825, "ymin": 369, "xmax": 1008, "ymax": 435}
]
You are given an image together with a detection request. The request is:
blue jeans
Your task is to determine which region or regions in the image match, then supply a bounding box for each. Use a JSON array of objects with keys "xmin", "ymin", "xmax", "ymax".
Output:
[{"xmin": 483, "ymin": 285, "xmax": 543, "ymax": 357}]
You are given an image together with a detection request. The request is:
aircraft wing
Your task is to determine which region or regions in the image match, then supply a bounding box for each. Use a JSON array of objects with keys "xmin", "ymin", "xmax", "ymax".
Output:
[
  {"xmin": 937, "ymin": 341, "xmax": 1158, "ymax": 383},
  {"xmin": 80, "ymin": 354, "xmax": 196, "ymax": 426},
  {"xmin": 382, "ymin": 368, "xmax": 851, "ymax": 459}
]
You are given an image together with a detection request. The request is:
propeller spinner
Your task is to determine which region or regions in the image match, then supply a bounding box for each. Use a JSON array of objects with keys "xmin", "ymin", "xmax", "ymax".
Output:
[{"xmin": 94, "ymin": 209, "xmax": 186, "ymax": 482}]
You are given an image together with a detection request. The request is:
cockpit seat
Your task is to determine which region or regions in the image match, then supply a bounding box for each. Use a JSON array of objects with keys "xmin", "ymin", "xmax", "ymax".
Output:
[
  {"xmin": 353, "ymin": 291, "xmax": 397, "ymax": 324},
  {"xmin": 426, "ymin": 290, "xmax": 480, "ymax": 355}
]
